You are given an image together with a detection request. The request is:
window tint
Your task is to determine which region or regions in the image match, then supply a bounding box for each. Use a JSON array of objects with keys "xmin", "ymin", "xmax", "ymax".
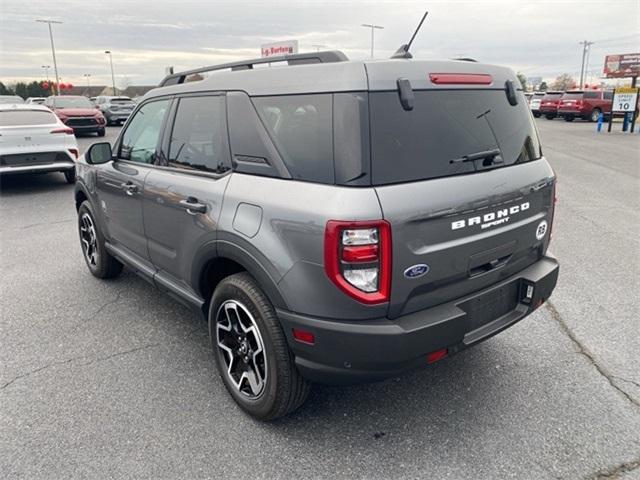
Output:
[
  {"xmin": 166, "ymin": 95, "xmax": 228, "ymax": 173},
  {"xmin": 0, "ymin": 110, "xmax": 57, "ymax": 126},
  {"xmin": 119, "ymin": 99, "xmax": 169, "ymax": 164},
  {"xmin": 252, "ymin": 94, "xmax": 333, "ymax": 184},
  {"xmin": 369, "ymin": 89, "xmax": 542, "ymax": 185},
  {"xmin": 583, "ymin": 91, "xmax": 599, "ymax": 99}
]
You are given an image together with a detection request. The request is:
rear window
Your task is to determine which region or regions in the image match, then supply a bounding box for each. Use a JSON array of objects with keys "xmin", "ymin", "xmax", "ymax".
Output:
[
  {"xmin": 252, "ymin": 94, "xmax": 333, "ymax": 184},
  {"xmin": 0, "ymin": 110, "xmax": 57, "ymax": 126},
  {"xmin": 369, "ymin": 89, "xmax": 541, "ymax": 185},
  {"xmin": 543, "ymin": 93, "xmax": 563, "ymax": 99}
]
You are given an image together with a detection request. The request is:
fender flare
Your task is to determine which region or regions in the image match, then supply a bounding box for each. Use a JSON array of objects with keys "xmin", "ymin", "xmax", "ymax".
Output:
[{"xmin": 191, "ymin": 238, "xmax": 289, "ymax": 313}]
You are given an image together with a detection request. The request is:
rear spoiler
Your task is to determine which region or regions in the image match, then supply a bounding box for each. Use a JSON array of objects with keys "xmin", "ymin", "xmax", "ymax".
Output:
[{"xmin": 158, "ymin": 51, "xmax": 349, "ymax": 87}]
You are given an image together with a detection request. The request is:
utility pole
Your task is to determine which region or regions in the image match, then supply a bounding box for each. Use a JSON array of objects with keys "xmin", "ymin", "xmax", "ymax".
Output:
[
  {"xmin": 41, "ymin": 65, "xmax": 50, "ymax": 82},
  {"xmin": 361, "ymin": 23, "xmax": 384, "ymax": 59},
  {"xmin": 579, "ymin": 40, "xmax": 594, "ymax": 88},
  {"xmin": 105, "ymin": 50, "xmax": 116, "ymax": 95},
  {"xmin": 36, "ymin": 19, "xmax": 62, "ymax": 95}
]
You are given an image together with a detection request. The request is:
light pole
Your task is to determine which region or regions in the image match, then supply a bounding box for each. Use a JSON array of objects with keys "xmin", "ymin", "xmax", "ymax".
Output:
[
  {"xmin": 41, "ymin": 65, "xmax": 51, "ymax": 82},
  {"xmin": 105, "ymin": 50, "xmax": 116, "ymax": 95},
  {"xmin": 36, "ymin": 19, "xmax": 62, "ymax": 95},
  {"xmin": 312, "ymin": 44, "xmax": 326, "ymax": 52},
  {"xmin": 361, "ymin": 23, "xmax": 384, "ymax": 59},
  {"xmin": 579, "ymin": 40, "xmax": 594, "ymax": 88},
  {"xmin": 83, "ymin": 73, "xmax": 91, "ymax": 87}
]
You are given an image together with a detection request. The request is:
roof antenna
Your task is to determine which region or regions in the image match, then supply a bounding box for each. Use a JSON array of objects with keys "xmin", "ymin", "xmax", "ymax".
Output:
[{"xmin": 390, "ymin": 10, "xmax": 429, "ymax": 59}]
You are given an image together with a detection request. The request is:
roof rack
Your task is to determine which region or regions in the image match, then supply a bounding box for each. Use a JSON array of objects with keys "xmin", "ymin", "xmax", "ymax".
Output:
[{"xmin": 158, "ymin": 50, "xmax": 349, "ymax": 87}]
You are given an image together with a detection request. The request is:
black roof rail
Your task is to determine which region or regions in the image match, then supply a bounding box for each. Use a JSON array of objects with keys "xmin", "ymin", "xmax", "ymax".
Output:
[{"xmin": 158, "ymin": 50, "xmax": 349, "ymax": 87}]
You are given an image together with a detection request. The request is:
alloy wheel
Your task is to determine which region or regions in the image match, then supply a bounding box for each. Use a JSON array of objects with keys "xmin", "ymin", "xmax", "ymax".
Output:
[
  {"xmin": 79, "ymin": 213, "xmax": 98, "ymax": 266},
  {"xmin": 216, "ymin": 300, "xmax": 267, "ymax": 398}
]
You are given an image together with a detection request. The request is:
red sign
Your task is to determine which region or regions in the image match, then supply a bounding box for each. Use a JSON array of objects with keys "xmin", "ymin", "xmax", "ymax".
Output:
[{"xmin": 603, "ymin": 53, "xmax": 640, "ymax": 78}]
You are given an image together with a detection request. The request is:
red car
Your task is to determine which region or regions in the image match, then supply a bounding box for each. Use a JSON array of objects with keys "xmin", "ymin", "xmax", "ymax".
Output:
[
  {"xmin": 558, "ymin": 90, "xmax": 613, "ymax": 122},
  {"xmin": 44, "ymin": 95, "xmax": 106, "ymax": 136},
  {"xmin": 539, "ymin": 92, "xmax": 564, "ymax": 120}
]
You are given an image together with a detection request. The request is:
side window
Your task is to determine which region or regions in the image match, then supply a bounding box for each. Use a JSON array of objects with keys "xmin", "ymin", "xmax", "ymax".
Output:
[
  {"xmin": 119, "ymin": 99, "xmax": 169, "ymax": 164},
  {"xmin": 252, "ymin": 94, "xmax": 333, "ymax": 184},
  {"xmin": 584, "ymin": 91, "xmax": 598, "ymax": 99},
  {"xmin": 166, "ymin": 95, "xmax": 228, "ymax": 173},
  {"xmin": 603, "ymin": 91, "xmax": 613, "ymax": 100}
]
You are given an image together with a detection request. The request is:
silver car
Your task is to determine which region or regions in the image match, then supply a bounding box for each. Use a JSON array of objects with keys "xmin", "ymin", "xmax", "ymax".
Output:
[{"xmin": 95, "ymin": 95, "xmax": 136, "ymax": 125}]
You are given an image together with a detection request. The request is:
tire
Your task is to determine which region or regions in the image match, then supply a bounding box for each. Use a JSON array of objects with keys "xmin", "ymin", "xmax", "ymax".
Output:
[
  {"xmin": 77, "ymin": 201, "xmax": 123, "ymax": 279},
  {"xmin": 545, "ymin": 114, "xmax": 555, "ymax": 120},
  {"xmin": 533, "ymin": 112, "xmax": 541, "ymax": 118},
  {"xmin": 590, "ymin": 108, "xmax": 601, "ymax": 122},
  {"xmin": 209, "ymin": 272, "xmax": 310, "ymax": 420},
  {"xmin": 97, "ymin": 128, "xmax": 105, "ymax": 137},
  {"xmin": 564, "ymin": 115, "xmax": 574, "ymax": 122},
  {"xmin": 63, "ymin": 168, "xmax": 76, "ymax": 184}
]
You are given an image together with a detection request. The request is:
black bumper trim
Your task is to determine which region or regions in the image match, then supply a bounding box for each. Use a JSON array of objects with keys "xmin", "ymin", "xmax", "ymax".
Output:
[{"xmin": 277, "ymin": 255, "xmax": 559, "ymax": 385}]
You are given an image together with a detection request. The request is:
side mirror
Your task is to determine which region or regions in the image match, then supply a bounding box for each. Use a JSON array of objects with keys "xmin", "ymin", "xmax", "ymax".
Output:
[{"xmin": 86, "ymin": 142, "xmax": 113, "ymax": 165}]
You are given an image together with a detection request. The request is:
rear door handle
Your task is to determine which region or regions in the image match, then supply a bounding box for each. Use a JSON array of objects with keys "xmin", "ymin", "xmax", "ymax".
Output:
[
  {"xmin": 120, "ymin": 181, "xmax": 139, "ymax": 195},
  {"xmin": 179, "ymin": 197, "xmax": 207, "ymax": 214}
]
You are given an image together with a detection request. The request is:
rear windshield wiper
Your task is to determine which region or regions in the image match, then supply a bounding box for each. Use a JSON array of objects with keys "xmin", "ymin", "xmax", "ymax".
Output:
[{"xmin": 449, "ymin": 148, "xmax": 503, "ymax": 165}]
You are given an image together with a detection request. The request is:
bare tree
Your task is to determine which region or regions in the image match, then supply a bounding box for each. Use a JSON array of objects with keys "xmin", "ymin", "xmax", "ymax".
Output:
[{"xmin": 551, "ymin": 73, "xmax": 576, "ymax": 91}]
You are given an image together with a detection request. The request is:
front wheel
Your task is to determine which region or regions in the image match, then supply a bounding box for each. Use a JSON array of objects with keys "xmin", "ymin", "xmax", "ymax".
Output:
[
  {"xmin": 564, "ymin": 115, "xmax": 575, "ymax": 122},
  {"xmin": 97, "ymin": 128, "xmax": 105, "ymax": 137},
  {"xmin": 545, "ymin": 114, "xmax": 555, "ymax": 120},
  {"xmin": 209, "ymin": 273, "xmax": 310, "ymax": 420},
  {"xmin": 78, "ymin": 201, "xmax": 123, "ymax": 279},
  {"xmin": 590, "ymin": 109, "xmax": 601, "ymax": 122}
]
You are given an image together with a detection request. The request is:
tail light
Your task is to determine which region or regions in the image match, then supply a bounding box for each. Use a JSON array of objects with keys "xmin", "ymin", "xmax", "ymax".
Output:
[
  {"xmin": 68, "ymin": 148, "xmax": 79, "ymax": 159},
  {"xmin": 51, "ymin": 127, "xmax": 74, "ymax": 135},
  {"xmin": 324, "ymin": 220, "xmax": 391, "ymax": 304},
  {"xmin": 429, "ymin": 73, "xmax": 492, "ymax": 85}
]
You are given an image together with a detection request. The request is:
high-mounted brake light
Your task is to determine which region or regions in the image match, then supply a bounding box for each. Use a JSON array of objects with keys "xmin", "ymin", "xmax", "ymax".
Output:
[
  {"xmin": 51, "ymin": 127, "xmax": 74, "ymax": 135},
  {"xmin": 429, "ymin": 73, "xmax": 493, "ymax": 85},
  {"xmin": 324, "ymin": 220, "xmax": 391, "ymax": 304}
]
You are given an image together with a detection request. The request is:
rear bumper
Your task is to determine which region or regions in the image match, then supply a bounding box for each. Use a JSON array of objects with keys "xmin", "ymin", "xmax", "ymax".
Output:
[
  {"xmin": 0, "ymin": 160, "xmax": 75, "ymax": 174},
  {"xmin": 558, "ymin": 109, "xmax": 585, "ymax": 116},
  {"xmin": 278, "ymin": 255, "xmax": 559, "ymax": 385}
]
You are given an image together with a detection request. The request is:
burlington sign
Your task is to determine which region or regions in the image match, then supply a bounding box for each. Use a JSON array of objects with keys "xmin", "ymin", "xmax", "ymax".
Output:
[{"xmin": 261, "ymin": 40, "xmax": 299, "ymax": 58}]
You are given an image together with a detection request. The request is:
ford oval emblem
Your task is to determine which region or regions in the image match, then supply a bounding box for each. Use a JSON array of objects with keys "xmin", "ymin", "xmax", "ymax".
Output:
[{"xmin": 404, "ymin": 264, "xmax": 429, "ymax": 279}]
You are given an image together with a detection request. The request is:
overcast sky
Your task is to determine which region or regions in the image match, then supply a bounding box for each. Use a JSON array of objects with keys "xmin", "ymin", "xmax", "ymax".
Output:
[{"xmin": 1, "ymin": 0, "xmax": 638, "ymax": 88}]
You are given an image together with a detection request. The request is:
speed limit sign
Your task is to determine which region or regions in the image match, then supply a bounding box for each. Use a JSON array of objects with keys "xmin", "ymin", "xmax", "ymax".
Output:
[{"xmin": 612, "ymin": 87, "xmax": 639, "ymax": 112}]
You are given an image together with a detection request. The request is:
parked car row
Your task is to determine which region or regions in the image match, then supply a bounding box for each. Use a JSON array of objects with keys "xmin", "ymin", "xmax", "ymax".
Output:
[{"xmin": 528, "ymin": 89, "xmax": 616, "ymax": 122}]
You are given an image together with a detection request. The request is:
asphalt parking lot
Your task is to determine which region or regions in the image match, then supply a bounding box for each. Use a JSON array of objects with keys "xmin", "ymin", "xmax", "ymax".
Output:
[{"xmin": 1, "ymin": 121, "xmax": 639, "ymax": 479}]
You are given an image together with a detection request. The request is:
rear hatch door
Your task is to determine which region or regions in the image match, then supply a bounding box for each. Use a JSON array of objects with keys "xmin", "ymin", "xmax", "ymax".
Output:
[{"xmin": 365, "ymin": 61, "xmax": 555, "ymax": 318}]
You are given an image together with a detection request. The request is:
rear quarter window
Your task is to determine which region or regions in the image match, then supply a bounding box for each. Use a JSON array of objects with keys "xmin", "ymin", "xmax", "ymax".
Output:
[
  {"xmin": 0, "ymin": 110, "xmax": 57, "ymax": 126},
  {"xmin": 252, "ymin": 94, "xmax": 333, "ymax": 184}
]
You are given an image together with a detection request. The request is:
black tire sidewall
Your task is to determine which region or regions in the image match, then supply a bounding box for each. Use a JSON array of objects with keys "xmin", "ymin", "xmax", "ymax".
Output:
[
  {"xmin": 78, "ymin": 201, "xmax": 108, "ymax": 277},
  {"xmin": 209, "ymin": 275, "xmax": 288, "ymax": 419}
]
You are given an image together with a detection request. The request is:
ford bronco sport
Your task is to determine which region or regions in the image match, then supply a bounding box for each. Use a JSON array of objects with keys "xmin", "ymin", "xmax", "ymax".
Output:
[{"xmin": 74, "ymin": 51, "xmax": 559, "ymax": 420}]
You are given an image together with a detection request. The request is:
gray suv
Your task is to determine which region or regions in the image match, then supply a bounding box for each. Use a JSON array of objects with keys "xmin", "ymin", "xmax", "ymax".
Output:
[
  {"xmin": 74, "ymin": 51, "xmax": 559, "ymax": 420},
  {"xmin": 95, "ymin": 96, "xmax": 136, "ymax": 125}
]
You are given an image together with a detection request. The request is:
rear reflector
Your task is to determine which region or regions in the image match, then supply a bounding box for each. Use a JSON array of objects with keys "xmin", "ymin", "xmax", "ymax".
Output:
[
  {"xmin": 292, "ymin": 328, "xmax": 315, "ymax": 345},
  {"xmin": 426, "ymin": 348, "xmax": 448, "ymax": 364},
  {"xmin": 429, "ymin": 73, "xmax": 493, "ymax": 85}
]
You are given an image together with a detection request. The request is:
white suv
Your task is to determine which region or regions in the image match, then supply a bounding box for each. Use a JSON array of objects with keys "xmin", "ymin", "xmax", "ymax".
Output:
[{"xmin": 0, "ymin": 104, "xmax": 78, "ymax": 183}]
